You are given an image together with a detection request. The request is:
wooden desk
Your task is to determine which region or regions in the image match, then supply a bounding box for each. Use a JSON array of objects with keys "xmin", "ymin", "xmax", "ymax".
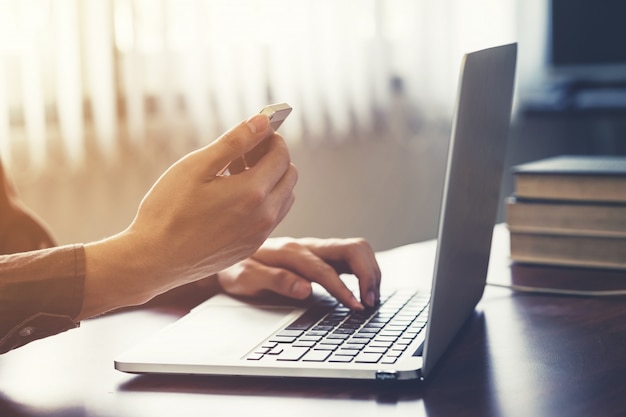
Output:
[{"xmin": 1, "ymin": 226, "xmax": 626, "ymax": 417}]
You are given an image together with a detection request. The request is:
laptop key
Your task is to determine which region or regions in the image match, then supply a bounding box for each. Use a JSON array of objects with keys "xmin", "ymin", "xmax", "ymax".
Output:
[
  {"xmin": 312, "ymin": 325, "xmax": 334, "ymax": 332},
  {"xmin": 335, "ymin": 348, "xmax": 360, "ymax": 356},
  {"xmin": 329, "ymin": 355, "xmax": 354, "ymax": 363},
  {"xmin": 319, "ymin": 338, "xmax": 344, "ymax": 346},
  {"xmin": 313, "ymin": 344, "xmax": 338, "ymax": 351},
  {"xmin": 326, "ymin": 333, "xmax": 350, "ymax": 340},
  {"xmin": 276, "ymin": 329, "xmax": 304, "ymax": 338},
  {"xmin": 379, "ymin": 330, "xmax": 403, "ymax": 337},
  {"xmin": 246, "ymin": 353, "xmax": 264, "ymax": 361},
  {"xmin": 300, "ymin": 335, "xmax": 323, "ymax": 342},
  {"xmin": 269, "ymin": 335, "xmax": 298, "ymax": 343},
  {"xmin": 274, "ymin": 346, "xmax": 310, "ymax": 361},
  {"xmin": 363, "ymin": 347, "xmax": 387, "ymax": 354},
  {"xmin": 354, "ymin": 352, "xmax": 383, "ymax": 363},
  {"xmin": 302, "ymin": 350, "xmax": 332, "ymax": 362},
  {"xmin": 305, "ymin": 330, "xmax": 328, "ymax": 337},
  {"xmin": 374, "ymin": 336, "xmax": 398, "ymax": 343},
  {"xmin": 293, "ymin": 340, "xmax": 316, "ymax": 348},
  {"xmin": 369, "ymin": 341, "xmax": 393, "ymax": 348},
  {"xmin": 333, "ymin": 328, "xmax": 355, "ymax": 335}
]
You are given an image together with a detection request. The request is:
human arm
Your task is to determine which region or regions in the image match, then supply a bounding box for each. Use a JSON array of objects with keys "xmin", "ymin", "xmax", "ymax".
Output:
[{"xmin": 77, "ymin": 113, "xmax": 297, "ymax": 320}]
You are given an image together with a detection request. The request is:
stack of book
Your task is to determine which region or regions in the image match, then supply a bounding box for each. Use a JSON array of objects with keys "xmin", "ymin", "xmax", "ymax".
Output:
[{"xmin": 506, "ymin": 155, "xmax": 626, "ymax": 269}]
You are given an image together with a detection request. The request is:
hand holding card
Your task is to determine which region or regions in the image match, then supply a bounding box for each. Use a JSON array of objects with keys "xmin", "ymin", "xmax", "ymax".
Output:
[{"xmin": 221, "ymin": 103, "xmax": 292, "ymax": 175}]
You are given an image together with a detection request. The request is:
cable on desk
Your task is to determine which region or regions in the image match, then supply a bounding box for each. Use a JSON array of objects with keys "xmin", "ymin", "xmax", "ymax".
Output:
[{"xmin": 486, "ymin": 282, "xmax": 626, "ymax": 297}]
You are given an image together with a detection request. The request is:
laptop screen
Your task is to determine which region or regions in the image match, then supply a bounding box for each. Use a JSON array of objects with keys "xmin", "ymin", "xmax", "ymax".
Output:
[{"xmin": 422, "ymin": 43, "xmax": 517, "ymax": 378}]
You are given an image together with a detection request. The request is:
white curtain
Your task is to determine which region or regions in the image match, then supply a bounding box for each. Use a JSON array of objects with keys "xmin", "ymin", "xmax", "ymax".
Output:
[{"xmin": 0, "ymin": 0, "xmax": 518, "ymax": 169}]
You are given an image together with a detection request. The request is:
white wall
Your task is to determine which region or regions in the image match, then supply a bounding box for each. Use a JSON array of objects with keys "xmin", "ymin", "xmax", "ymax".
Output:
[{"xmin": 275, "ymin": 130, "xmax": 449, "ymax": 250}]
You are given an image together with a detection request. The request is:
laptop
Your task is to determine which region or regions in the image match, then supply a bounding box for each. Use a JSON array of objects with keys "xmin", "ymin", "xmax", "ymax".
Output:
[{"xmin": 115, "ymin": 43, "xmax": 517, "ymax": 381}]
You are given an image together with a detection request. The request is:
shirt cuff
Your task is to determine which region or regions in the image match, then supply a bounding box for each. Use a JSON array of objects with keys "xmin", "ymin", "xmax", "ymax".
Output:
[{"xmin": 0, "ymin": 244, "xmax": 85, "ymax": 354}]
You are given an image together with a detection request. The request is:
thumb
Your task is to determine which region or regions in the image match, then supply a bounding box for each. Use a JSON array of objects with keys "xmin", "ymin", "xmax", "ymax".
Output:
[{"xmin": 200, "ymin": 114, "xmax": 271, "ymax": 176}]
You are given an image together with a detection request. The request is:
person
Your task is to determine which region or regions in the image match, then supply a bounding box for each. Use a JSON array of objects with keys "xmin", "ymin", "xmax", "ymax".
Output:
[{"xmin": 0, "ymin": 112, "xmax": 381, "ymax": 354}]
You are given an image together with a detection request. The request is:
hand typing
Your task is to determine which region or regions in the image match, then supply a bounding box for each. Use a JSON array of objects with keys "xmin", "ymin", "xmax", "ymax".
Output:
[{"xmin": 217, "ymin": 237, "xmax": 381, "ymax": 310}]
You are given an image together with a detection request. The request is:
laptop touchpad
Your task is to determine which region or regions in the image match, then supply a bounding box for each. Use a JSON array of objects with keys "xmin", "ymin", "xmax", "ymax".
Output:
[{"xmin": 119, "ymin": 295, "xmax": 299, "ymax": 364}]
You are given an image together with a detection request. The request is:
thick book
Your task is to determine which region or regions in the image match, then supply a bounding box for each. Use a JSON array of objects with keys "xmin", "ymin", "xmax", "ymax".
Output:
[
  {"xmin": 505, "ymin": 196, "xmax": 626, "ymax": 237},
  {"xmin": 512, "ymin": 155, "xmax": 626, "ymax": 203},
  {"xmin": 509, "ymin": 231, "xmax": 626, "ymax": 270}
]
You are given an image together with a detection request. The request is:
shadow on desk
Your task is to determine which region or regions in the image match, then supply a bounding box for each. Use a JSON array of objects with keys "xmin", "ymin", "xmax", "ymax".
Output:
[{"xmin": 119, "ymin": 373, "xmax": 425, "ymax": 403}]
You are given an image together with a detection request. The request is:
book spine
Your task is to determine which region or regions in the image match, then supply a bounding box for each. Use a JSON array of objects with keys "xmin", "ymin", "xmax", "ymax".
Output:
[
  {"xmin": 506, "ymin": 197, "xmax": 626, "ymax": 237},
  {"xmin": 509, "ymin": 232, "xmax": 626, "ymax": 270},
  {"xmin": 514, "ymin": 174, "xmax": 626, "ymax": 203}
]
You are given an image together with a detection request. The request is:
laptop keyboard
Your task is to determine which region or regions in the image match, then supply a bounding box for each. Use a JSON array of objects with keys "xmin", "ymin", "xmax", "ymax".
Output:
[{"xmin": 245, "ymin": 289, "xmax": 430, "ymax": 364}]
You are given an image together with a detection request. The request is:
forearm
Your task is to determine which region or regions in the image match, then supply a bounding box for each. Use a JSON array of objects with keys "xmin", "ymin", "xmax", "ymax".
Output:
[
  {"xmin": 80, "ymin": 231, "xmax": 166, "ymax": 320},
  {"xmin": 80, "ymin": 229, "xmax": 221, "ymax": 320}
]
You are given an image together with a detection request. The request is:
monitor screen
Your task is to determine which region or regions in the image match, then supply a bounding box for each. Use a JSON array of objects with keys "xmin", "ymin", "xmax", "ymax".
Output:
[{"xmin": 550, "ymin": 0, "xmax": 626, "ymax": 76}]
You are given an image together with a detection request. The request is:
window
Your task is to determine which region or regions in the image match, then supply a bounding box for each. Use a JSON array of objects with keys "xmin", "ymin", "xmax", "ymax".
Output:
[{"xmin": 0, "ymin": 0, "xmax": 515, "ymax": 168}]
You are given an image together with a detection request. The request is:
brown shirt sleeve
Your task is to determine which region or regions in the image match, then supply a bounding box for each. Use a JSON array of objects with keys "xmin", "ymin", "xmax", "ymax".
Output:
[
  {"xmin": 0, "ymin": 245, "xmax": 85, "ymax": 354},
  {"xmin": 0, "ymin": 158, "xmax": 85, "ymax": 354}
]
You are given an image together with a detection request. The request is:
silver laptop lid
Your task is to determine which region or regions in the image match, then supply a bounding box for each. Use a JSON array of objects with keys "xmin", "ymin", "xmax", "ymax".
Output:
[{"xmin": 421, "ymin": 43, "xmax": 517, "ymax": 378}]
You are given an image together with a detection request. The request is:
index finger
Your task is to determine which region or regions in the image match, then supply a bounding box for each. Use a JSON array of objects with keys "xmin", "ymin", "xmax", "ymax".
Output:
[
  {"xmin": 196, "ymin": 114, "xmax": 271, "ymax": 177},
  {"xmin": 303, "ymin": 238, "xmax": 382, "ymax": 308}
]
